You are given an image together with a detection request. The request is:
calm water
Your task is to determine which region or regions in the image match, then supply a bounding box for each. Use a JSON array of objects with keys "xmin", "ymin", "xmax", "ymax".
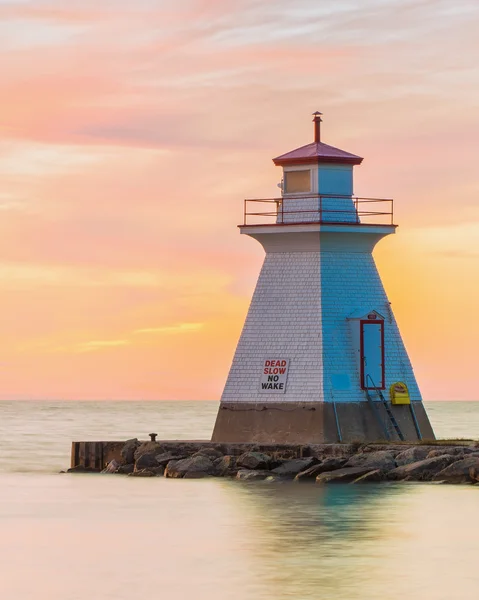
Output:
[{"xmin": 0, "ymin": 401, "xmax": 478, "ymax": 600}]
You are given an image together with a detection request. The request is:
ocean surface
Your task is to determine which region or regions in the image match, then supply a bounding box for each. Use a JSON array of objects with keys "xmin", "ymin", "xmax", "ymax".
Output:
[{"xmin": 1, "ymin": 400, "xmax": 478, "ymax": 600}]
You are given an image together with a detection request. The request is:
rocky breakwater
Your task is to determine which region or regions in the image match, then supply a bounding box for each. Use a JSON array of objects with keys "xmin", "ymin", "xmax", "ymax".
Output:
[{"xmin": 68, "ymin": 440, "xmax": 479, "ymax": 485}]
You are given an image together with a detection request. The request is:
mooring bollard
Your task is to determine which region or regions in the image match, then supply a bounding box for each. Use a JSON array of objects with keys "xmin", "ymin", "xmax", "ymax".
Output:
[{"xmin": 149, "ymin": 433, "xmax": 158, "ymax": 442}]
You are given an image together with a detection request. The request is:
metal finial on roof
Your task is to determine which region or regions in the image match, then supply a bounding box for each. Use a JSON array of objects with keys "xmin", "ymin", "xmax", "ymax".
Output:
[{"xmin": 312, "ymin": 111, "xmax": 323, "ymax": 142}]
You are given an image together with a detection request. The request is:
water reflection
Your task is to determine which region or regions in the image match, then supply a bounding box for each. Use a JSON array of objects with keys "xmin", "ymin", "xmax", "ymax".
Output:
[
  {"xmin": 0, "ymin": 473, "xmax": 478, "ymax": 600},
  {"xmin": 219, "ymin": 481, "xmax": 406, "ymax": 599},
  {"xmin": 219, "ymin": 480, "xmax": 479, "ymax": 600}
]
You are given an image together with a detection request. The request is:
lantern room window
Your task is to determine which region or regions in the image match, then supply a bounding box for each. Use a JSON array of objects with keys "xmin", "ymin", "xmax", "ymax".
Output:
[{"xmin": 284, "ymin": 170, "xmax": 311, "ymax": 194}]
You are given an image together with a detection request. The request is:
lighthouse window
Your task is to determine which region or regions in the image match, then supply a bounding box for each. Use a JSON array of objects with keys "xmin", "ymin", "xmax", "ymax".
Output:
[{"xmin": 284, "ymin": 170, "xmax": 311, "ymax": 193}]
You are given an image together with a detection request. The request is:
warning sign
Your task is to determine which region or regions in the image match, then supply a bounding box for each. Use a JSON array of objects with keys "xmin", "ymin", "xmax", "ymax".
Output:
[{"xmin": 260, "ymin": 359, "xmax": 290, "ymax": 393}]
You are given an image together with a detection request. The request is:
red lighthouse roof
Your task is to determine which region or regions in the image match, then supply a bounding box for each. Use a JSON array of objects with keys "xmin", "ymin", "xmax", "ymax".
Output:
[{"xmin": 273, "ymin": 112, "xmax": 363, "ymax": 167}]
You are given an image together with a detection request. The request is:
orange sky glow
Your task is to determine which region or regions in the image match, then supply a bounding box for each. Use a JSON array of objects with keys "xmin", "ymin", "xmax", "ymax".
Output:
[{"xmin": 1, "ymin": 0, "xmax": 478, "ymax": 400}]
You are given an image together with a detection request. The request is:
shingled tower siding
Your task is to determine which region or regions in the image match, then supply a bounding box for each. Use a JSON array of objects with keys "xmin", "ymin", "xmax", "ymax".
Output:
[
  {"xmin": 220, "ymin": 233, "xmax": 421, "ymax": 405},
  {"xmin": 221, "ymin": 251, "xmax": 324, "ymax": 403},
  {"xmin": 319, "ymin": 242, "xmax": 421, "ymax": 404}
]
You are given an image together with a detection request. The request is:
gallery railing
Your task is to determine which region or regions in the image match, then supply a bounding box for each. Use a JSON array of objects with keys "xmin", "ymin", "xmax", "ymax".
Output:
[{"xmin": 242, "ymin": 195, "xmax": 394, "ymax": 226}]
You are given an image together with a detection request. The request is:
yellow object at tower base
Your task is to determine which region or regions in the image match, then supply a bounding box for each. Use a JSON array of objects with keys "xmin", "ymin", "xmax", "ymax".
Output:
[{"xmin": 390, "ymin": 382, "xmax": 411, "ymax": 405}]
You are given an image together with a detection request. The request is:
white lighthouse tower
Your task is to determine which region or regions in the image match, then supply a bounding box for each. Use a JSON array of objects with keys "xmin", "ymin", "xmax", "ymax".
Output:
[{"xmin": 212, "ymin": 113, "xmax": 435, "ymax": 444}]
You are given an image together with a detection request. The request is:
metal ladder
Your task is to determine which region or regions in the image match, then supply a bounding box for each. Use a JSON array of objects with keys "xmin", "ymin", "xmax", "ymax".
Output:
[{"xmin": 365, "ymin": 376, "xmax": 405, "ymax": 441}]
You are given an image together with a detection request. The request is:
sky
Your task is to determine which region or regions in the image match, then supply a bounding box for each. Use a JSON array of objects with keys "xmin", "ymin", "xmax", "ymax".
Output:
[{"xmin": 0, "ymin": 0, "xmax": 478, "ymax": 401}]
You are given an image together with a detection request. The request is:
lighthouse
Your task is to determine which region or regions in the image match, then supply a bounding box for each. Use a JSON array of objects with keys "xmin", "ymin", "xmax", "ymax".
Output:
[{"xmin": 212, "ymin": 113, "xmax": 435, "ymax": 444}]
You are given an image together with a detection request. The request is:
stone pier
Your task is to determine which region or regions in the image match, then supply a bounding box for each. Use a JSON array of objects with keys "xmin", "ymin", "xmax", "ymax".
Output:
[{"xmin": 69, "ymin": 438, "xmax": 479, "ymax": 485}]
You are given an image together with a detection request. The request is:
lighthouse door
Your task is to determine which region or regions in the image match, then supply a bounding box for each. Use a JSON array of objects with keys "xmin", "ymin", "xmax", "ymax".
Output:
[{"xmin": 360, "ymin": 321, "xmax": 385, "ymax": 389}]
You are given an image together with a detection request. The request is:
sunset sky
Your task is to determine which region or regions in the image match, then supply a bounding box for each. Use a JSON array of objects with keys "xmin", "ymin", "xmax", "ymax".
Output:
[{"xmin": 1, "ymin": 0, "xmax": 478, "ymax": 401}]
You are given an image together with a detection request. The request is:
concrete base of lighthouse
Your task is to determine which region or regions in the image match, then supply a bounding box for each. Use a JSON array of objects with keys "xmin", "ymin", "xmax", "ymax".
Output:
[{"xmin": 211, "ymin": 401, "xmax": 435, "ymax": 444}]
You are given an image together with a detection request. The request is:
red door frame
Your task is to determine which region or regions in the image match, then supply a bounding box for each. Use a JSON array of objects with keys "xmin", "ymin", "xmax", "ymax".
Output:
[{"xmin": 360, "ymin": 319, "xmax": 385, "ymax": 390}]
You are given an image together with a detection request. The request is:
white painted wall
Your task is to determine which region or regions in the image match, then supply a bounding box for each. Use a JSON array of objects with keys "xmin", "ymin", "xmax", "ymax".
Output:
[
  {"xmin": 277, "ymin": 196, "xmax": 321, "ymax": 224},
  {"xmin": 221, "ymin": 251, "xmax": 324, "ymax": 403}
]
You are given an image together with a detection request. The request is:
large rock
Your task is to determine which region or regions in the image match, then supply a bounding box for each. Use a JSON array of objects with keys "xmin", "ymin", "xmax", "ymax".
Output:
[
  {"xmin": 294, "ymin": 464, "xmax": 329, "ymax": 482},
  {"xmin": 236, "ymin": 469, "xmax": 271, "ymax": 481},
  {"xmin": 388, "ymin": 455, "xmax": 457, "ymax": 481},
  {"xmin": 395, "ymin": 447, "xmax": 431, "ymax": 466},
  {"xmin": 101, "ymin": 459, "xmax": 120, "ymax": 474},
  {"xmin": 214, "ymin": 455, "xmax": 237, "ymax": 476},
  {"xmin": 319, "ymin": 456, "xmax": 348, "ymax": 471},
  {"xmin": 128, "ymin": 468, "xmax": 157, "ymax": 477},
  {"xmin": 271, "ymin": 457, "xmax": 317, "ymax": 477},
  {"xmin": 351, "ymin": 469, "xmax": 383, "ymax": 484},
  {"xmin": 135, "ymin": 452, "xmax": 160, "ymax": 471},
  {"xmin": 134, "ymin": 441, "xmax": 162, "ymax": 461},
  {"xmin": 192, "ymin": 448, "xmax": 224, "ymax": 460},
  {"xmin": 120, "ymin": 438, "xmax": 140, "ymax": 464},
  {"xmin": 155, "ymin": 452, "xmax": 187, "ymax": 466},
  {"xmin": 183, "ymin": 469, "xmax": 213, "ymax": 479},
  {"xmin": 345, "ymin": 450, "xmax": 397, "ymax": 471},
  {"xmin": 426, "ymin": 447, "xmax": 474, "ymax": 459},
  {"xmin": 316, "ymin": 466, "xmax": 375, "ymax": 484},
  {"xmin": 294, "ymin": 457, "xmax": 347, "ymax": 481},
  {"xmin": 433, "ymin": 456, "xmax": 479, "ymax": 484},
  {"xmin": 164, "ymin": 455, "xmax": 215, "ymax": 479},
  {"xmin": 237, "ymin": 452, "xmax": 272, "ymax": 470},
  {"xmin": 117, "ymin": 464, "xmax": 134, "ymax": 475}
]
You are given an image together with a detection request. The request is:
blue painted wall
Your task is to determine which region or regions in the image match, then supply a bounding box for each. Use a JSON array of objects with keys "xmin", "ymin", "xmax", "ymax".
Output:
[
  {"xmin": 319, "ymin": 246, "xmax": 422, "ymax": 403},
  {"xmin": 318, "ymin": 165, "xmax": 355, "ymax": 222},
  {"xmin": 318, "ymin": 165, "xmax": 353, "ymax": 196}
]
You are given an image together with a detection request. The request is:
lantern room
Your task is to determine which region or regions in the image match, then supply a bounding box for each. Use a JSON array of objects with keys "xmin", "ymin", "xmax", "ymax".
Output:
[
  {"xmin": 243, "ymin": 113, "xmax": 394, "ymax": 228},
  {"xmin": 272, "ymin": 112, "xmax": 363, "ymax": 223}
]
